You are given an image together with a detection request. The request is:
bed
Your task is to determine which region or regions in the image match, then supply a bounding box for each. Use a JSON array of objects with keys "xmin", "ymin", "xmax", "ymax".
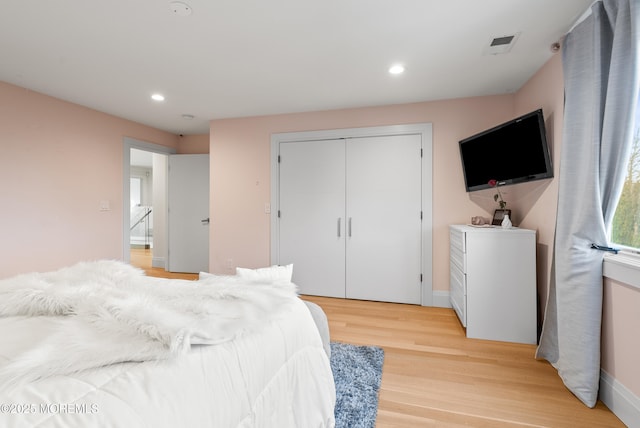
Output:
[{"xmin": 0, "ymin": 261, "xmax": 335, "ymax": 428}]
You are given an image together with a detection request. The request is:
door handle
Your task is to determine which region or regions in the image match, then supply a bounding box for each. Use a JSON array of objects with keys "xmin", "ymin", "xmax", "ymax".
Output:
[
  {"xmin": 337, "ymin": 218, "xmax": 341, "ymax": 237},
  {"xmin": 348, "ymin": 217, "xmax": 352, "ymax": 237},
  {"xmin": 201, "ymin": 217, "xmax": 210, "ymax": 225}
]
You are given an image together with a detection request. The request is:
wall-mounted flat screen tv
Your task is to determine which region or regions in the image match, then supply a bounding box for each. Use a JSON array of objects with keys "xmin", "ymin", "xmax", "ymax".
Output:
[{"xmin": 458, "ymin": 109, "xmax": 553, "ymax": 192}]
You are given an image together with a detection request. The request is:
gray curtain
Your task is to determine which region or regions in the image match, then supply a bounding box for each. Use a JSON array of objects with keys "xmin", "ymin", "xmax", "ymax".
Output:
[{"xmin": 536, "ymin": 0, "xmax": 639, "ymax": 407}]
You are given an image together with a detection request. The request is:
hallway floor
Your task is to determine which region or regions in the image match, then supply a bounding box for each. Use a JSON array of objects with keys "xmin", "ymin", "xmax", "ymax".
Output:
[{"xmin": 130, "ymin": 248, "xmax": 198, "ymax": 280}]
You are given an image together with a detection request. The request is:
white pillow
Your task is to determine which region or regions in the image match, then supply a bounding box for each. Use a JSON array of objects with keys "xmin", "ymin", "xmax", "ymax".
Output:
[
  {"xmin": 198, "ymin": 271, "xmax": 234, "ymax": 281},
  {"xmin": 235, "ymin": 264, "xmax": 293, "ymax": 282}
]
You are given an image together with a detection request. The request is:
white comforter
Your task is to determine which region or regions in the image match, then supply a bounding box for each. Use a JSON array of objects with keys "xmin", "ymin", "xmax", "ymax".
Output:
[{"xmin": 0, "ymin": 261, "xmax": 336, "ymax": 427}]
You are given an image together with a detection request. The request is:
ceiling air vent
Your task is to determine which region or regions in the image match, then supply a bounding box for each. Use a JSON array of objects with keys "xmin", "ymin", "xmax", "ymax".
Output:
[
  {"xmin": 491, "ymin": 36, "xmax": 514, "ymax": 46},
  {"xmin": 483, "ymin": 32, "xmax": 521, "ymax": 55}
]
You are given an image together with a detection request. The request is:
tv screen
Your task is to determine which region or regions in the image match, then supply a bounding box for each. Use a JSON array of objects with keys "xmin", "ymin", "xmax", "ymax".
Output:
[{"xmin": 459, "ymin": 109, "xmax": 553, "ymax": 192}]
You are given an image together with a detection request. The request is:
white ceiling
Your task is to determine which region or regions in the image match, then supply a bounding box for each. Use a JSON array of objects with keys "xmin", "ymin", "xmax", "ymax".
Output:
[{"xmin": 0, "ymin": 0, "xmax": 592, "ymax": 135}]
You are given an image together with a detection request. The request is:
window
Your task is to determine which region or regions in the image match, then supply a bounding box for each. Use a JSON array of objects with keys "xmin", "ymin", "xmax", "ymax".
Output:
[{"xmin": 610, "ymin": 98, "xmax": 640, "ymax": 251}]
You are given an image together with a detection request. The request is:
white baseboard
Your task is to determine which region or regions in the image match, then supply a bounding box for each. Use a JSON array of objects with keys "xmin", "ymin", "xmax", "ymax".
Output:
[
  {"xmin": 151, "ymin": 257, "xmax": 166, "ymax": 269},
  {"xmin": 432, "ymin": 291, "xmax": 451, "ymax": 308},
  {"xmin": 600, "ymin": 369, "xmax": 640, "ymax": 428}
]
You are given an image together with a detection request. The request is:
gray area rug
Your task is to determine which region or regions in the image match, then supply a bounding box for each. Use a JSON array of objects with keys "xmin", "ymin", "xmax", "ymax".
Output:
[{"xmin": 330, "ymin": 342, "xmax": 384, "ymax": 428}]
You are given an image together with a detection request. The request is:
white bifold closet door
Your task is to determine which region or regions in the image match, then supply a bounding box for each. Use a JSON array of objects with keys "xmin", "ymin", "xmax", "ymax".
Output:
[
  {"xmin": 278, "ymin": 134, "xmax": 422, "ymax": 304},
  {"xmin": 345, "ymin": 135, "xmax": 422, "ymax": 303},
  {"xmin": 278, "ymin": 139, "xmax": 346, "ymax": 298}
]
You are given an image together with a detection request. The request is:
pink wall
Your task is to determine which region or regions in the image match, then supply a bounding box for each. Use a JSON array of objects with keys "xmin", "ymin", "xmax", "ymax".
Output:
[
  {"xmin": 177, "ymin": 134, "xmax": 209, "ymax": 154},
  {"xmin": 0, "ymin": 82, "xmax": 178, "ymax": 278},
  {"xmin": 209, "ymin": 96, "xmax": 515, "ymax": 283},
  {"xmin": 514, "ymin": 53, "xmax": 564, "ymax": 322}
]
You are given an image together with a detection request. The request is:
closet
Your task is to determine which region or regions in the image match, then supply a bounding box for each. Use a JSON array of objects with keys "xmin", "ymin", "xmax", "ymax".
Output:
[{"xmin": 274, "ymin": 126, "xmax": 429, "ymax": 305}]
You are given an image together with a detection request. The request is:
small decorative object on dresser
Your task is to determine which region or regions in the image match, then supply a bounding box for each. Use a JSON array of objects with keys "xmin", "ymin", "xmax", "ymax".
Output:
[
  {"xmin": 501, "ymin": 213, "xmax": 512, "ymax": 228},
  {"xmin": 492, "ymin": 208, "xmax": 512, "ymax": 225},
  {"xmin": 471, "ymin": 216, "xmax": 490, "ymax": 226}
]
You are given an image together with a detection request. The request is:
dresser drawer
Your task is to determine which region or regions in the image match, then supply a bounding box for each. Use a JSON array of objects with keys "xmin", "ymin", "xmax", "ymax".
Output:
[
  {"xmin": 450, "ymin": 245, "xmax": 466, "ymax": 272},
  {"xmin": 449, "ymin": 228, "xmax": 466, "ymax": 271},
  {"xmin": 450, "ymin": 263, "xmax": 466, "ymax": 327},
  {"xmin": 450, "ymin": 227, "xmax": 466, "ymax": 253}
]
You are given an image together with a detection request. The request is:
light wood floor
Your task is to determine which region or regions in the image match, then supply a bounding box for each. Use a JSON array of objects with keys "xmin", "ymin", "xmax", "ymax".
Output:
[
  {"xmin": 130, "ymin": 248, "xmax": 198, "ymax": 280},
  {"xmin": 303, "ymin": 296, "xmax": 624, "ymax": 428},
  {"xmin": 130, "ymin": 249, "xmax": 624, "ymax": 427}
]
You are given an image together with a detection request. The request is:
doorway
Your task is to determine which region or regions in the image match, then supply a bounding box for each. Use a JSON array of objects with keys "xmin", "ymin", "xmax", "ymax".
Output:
[
  {"xmin": 122, "ymin": 138, "xmax": 210, "ymax": 276},
  {"xmin": 122, "ymin": 138, "xmax": 175, "ymax": 270},
  {"xmin": 130, "ymin": 150, "xmax": 153, "ymax": 250},
  {"xmin": 129, "ymin": 148, "xmax": 161, "ymax": 271}
]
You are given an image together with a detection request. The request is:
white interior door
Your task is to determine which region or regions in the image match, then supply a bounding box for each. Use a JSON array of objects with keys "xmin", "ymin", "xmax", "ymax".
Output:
[
  {"xmin": 345, "ymin": 135, "xmax": 422, "ymax": 304},
  {"xmin": 168, "ymin": 154, "xmax": 209, "ymax": 273},
  {"xmin": 278, "ymin": 139, "xmax": 346, "ymax": 297}
]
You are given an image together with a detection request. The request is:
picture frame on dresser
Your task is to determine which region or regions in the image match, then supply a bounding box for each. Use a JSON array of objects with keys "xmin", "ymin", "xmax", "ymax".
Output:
[{"xmin": 492, "ymin": 209, "xmax": 511, "ymax": 225}]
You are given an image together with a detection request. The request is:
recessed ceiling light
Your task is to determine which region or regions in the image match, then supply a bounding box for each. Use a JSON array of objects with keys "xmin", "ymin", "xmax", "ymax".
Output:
[
  {"xmin": 389, "ymin": 64, "xmax": 405, "ymax": 75},
  {"xmin": 151, "ymin": 93, "xmax": 165, "ymax": 102}
]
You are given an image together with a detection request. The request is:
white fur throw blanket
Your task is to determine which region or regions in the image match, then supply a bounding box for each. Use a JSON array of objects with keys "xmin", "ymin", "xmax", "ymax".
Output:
[{"xmin": 0, "ymin": 260, "xmax": 298, "ymax": 387}]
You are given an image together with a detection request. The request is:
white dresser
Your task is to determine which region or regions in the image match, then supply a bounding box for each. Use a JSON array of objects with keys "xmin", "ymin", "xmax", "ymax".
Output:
[{"xmin": 449, "ymin": 225, "xmax": 537, "ymax": 344}]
